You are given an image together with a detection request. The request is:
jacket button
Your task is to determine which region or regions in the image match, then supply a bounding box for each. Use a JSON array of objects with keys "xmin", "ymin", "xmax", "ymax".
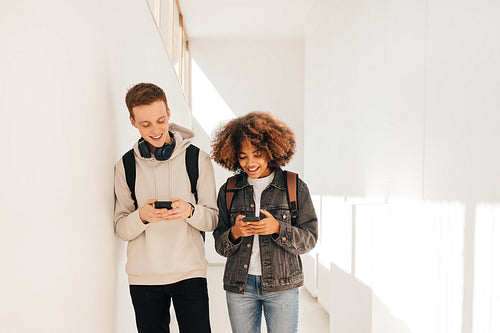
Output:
[
  {"xmin": 282, "ymin": 237, "xmax": 286, "ymax": 241},
  {"xmin": 250, "ymin": 204, "xmax": 254, "ymax": 208},
  {"xmin": 244, "ymin": 264, "xmax": 248, "ymax": 269},
  {"xmin": 283, "ymin": 214, "xmax": 287, "ymax": 219},
  {"xmin": 247, "ymin": 244, "xmax": 251, "ymax": 248}
]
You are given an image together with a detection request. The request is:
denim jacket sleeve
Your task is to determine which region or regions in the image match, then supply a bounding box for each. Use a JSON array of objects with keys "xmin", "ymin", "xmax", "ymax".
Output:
[
  {"xmin": 272, "ymin": 179, "xmax": 318, "ymax": 255},
  {"xmin": 213, "ymin": 182, "xmax": 242, "ymax": 257}
]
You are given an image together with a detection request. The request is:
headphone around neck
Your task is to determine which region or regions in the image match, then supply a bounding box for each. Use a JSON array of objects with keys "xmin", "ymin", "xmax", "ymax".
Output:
[{"xmin": 138, "ymin": 131, "xmax": 176, "ymax": 161}]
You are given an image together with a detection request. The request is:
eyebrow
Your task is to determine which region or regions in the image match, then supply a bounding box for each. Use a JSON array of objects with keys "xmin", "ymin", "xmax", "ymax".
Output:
[{"xmin": 139, "ymin": 116, "xmax": 165, "ymax": 125}]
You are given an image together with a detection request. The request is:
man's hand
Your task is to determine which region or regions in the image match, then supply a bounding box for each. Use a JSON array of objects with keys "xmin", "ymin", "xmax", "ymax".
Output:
[
  {"xmin": 139, "ymin": 199, "xmax": 165, "ymax": 223},
  {"xmin": 160, "ymin": 198, "xmax": 193, "ymax": 221}
]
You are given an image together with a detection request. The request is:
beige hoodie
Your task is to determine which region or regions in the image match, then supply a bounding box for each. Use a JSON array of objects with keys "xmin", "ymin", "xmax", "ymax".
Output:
[{"xmin": 114, "ymin": 123, "xmax": 218, "ymax": 285}]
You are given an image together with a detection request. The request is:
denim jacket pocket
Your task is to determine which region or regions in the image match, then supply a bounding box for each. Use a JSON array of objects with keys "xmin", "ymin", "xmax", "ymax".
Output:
[{"xmin": 273, "ymin": 208, "xmax": 293, "ymax": 226}]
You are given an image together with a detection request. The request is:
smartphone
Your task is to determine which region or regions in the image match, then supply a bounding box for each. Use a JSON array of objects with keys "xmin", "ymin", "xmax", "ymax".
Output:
[
  {"xmin": 242, "ymin": 216, "xmax": 261, "ymax": 222},
  {"xmin": 154, "ymin": 201, "xmax": 172, "ymax": 210}
]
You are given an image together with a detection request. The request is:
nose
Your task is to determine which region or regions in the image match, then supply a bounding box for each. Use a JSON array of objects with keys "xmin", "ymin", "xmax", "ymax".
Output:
[{"xmin": 151, "ymin": 123, "xmax": 162, "ymax": 133}]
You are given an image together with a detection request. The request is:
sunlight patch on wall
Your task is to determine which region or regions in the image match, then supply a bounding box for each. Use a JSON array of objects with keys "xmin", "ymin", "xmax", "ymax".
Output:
[
  {"xmin": 320, "ymin": 196, "xmax": 353, "ymax": 274},
  {"xmin": 474, "ymin": 202, "xmax": 500, "ymax": 333},
  {"xmin": 354, "ymin": 203, "xmax": 388, "ymax": 288},
  {"xmin": 191, "ymin": 58, "xmax": 235, "ymax": 137},
  {"xmin": 370, "ymin": 199, "xmax": 464, "ymax": 333}
]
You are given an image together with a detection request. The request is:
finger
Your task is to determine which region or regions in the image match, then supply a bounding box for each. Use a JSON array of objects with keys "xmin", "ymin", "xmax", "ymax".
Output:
[
  {"xmin": 162, "ymin": 212, "xmax": 179, "ymax": 220},
  {"xmin": 250, "ymin": 224, "xmax": 264, "ymax": 232},
  {"xmin": 239, "ymin": 227, "xmax": 252, "ymax": 235},
  {"xmin": 260, "ymin": 209, "xmax": 272, "ymax": 218},
  {"xmin": 251, "ymin": 220, "xmax": 265, "ymax": 226},
  {"xmin": 149, "ymin": 216, "xmax": 162, "ymax": 223},
  {"xmin": 146, "ymin": 199, "xmax": 157, "ymax": 205},
  {"xmin": 169, "ymin": 207, "xmax": 188, "ymax": 216},
  {"xmin": 238, "ymin": 224, "xmax": 249, "ymax": 232},
  {"xmin": 163, "ymin": 208, "xmax": 181, "ymax": 216},
  {"xmin": 170, "ymin": 198, "xmax": 183, "ymax": 206},
  {"xmin": 252, "ymin": 226, "xmax": 268, "ymax": 235}
]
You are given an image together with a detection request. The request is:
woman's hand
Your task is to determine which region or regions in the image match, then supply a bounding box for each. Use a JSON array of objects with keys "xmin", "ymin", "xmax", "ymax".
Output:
[
  {"xmin": 250, "ymin": 209, "xmax": 280, "ymax": 235},
  {"xmin": 229, "ymin": 215, "xmax": 255, "ymax": 242}
]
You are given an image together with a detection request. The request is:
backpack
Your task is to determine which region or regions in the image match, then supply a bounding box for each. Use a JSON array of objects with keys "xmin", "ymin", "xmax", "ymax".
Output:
[
  {"xmin": 122, "ymin": 144, "xmax": 204, "ymax": 239},
  {"xmin": 225, "ymin": 171, "xmax": 299, "ymax": 222}
]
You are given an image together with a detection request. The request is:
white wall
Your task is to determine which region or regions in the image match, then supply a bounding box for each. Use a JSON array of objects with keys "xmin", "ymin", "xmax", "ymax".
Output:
[
  {"xmin": 0, "ymin": 0, "xmax": 191, "ymax": 332},
  {"xmin": 190, "ymin": 39, "xmax": 305, "ymax": 176},
  {"xmin": 189, "ymin": 39, "xmax": 305, "ymax": 265},
  {"xmin": 305, "ymin": 0, "xmax": 426, "ymax": 198},
  {"xmin": 305, "ymin": 0, "xmax": 500, "ymax": 332}
]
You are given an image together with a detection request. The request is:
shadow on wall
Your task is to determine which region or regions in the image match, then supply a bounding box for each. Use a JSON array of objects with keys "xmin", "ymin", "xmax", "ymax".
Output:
[
  {"xmin": 310, "ymin": 195, "xmax": 500, "ymax": 333},
  {"xmin": 330, "ymin": 264, "xmax": 413, "ymax": 333}
]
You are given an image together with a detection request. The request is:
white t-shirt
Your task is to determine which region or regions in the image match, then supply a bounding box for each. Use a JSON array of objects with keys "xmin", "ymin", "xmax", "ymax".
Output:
[{"xmin": 247, "ymin": 171, "xmax": 275, "ymax": 276}]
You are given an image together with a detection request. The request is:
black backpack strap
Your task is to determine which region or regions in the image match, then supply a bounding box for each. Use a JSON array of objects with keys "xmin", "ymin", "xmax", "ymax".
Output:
[
  {"xmin": 122, "ymin": 148, "xmax": 138, "ymax": 210},
  {"xmin": 225, "ymin": 175, "xmax": 238, "ymax": 212},
  {"xmin": 185, "ymin": 144, "xmax": 204, "ymax": 240},
  {"xmin": 185, "ymin": 145, "xmax": 200, "ymax": 202},
  {"xmin": 285, "ymin": 171, "xmax": 298, "ymax": 222}
]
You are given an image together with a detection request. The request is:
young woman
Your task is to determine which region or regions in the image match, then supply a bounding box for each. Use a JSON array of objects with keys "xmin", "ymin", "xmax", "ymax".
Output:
[{"xmin": 211, "ymin": 112, "xmax": 318, "ymax": 333}]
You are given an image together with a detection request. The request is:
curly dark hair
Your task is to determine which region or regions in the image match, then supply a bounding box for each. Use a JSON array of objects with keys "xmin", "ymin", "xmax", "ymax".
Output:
[{"xmin": 211, "ymin": 112, "xmax": 296, "ymax": 172}]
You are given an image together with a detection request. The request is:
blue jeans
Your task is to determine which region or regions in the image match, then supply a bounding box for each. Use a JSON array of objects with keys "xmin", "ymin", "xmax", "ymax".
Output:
[{"xmin": 226, "ymin": 275, "xmax": 299, "ymax": 333}]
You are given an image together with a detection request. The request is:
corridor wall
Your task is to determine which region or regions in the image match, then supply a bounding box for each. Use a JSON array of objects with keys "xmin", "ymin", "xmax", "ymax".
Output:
[
  {"xmin": 189, "ymin": 39, "xmax": 306, "ymax": 265},
  {"xmin": 190, "ymin": 39, "xmax": 305, "ymax": 177},
  {"xmin": 304, "ymin": 0, "xmax": 500, "ymax": 332},
  {"xmin": 0, "ymin": 0, "xmax": 191, "ymax": 332}
]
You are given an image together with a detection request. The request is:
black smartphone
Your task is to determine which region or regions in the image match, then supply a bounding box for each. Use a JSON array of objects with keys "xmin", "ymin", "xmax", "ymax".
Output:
[
  {"xmin": 242, "ymin": 216, "xmax": 261, "ymax": 222},
  {"xmin": 154, "ymin": 201, "xmax": 172, "ymax": 209}
]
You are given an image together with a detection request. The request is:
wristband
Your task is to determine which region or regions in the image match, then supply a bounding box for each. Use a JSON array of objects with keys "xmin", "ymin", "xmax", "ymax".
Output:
[{"xmin": 188, "ymin": 203, "xmax": 195, "ymax": 218}]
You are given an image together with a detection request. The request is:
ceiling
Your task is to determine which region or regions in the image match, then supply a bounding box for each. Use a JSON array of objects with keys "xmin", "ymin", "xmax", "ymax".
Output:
[{"xmin": 179, "ymin": 0, "xmax": 315, "ymax": 40}]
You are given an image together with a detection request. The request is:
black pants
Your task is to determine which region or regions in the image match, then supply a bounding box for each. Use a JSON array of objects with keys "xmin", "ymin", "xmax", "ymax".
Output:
[{"xmin": 130, "ymin": 277, "xmax": 211, "ymax": 333}]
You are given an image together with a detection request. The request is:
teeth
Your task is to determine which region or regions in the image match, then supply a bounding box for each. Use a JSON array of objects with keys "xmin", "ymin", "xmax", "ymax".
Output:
[
  {"xmin": 248, "ymin": 167, "xmax": 258, "ymax": 172},
  {"xmin": 152, "ymin": 134, "xmax": 162, "ymax": 139}
]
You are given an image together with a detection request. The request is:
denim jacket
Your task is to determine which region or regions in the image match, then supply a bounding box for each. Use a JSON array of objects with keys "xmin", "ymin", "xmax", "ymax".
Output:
[{"xmin": 213, "ymin": 168, "xmax": 318, "ymax": 293}]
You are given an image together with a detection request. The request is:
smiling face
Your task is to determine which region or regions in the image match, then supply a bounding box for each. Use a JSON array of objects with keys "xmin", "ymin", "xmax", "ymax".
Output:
[
  {"xmin": 130, "ymin": 100, "xmax": 171, "ymax": 150},
  {"xmin": 238, "ymin": 139, "xmax": 272, "ymax": 179}
]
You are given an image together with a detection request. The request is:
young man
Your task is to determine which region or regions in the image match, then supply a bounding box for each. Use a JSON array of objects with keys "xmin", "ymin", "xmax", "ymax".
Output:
[{"xmin": 114, "ymin": 83, "xmax": 218, "ymax": 333}]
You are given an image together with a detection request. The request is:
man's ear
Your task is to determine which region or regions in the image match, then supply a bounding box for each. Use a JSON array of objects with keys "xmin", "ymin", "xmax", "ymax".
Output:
[
  {"xmin": 130, "ymin": 116, "xmax": 137, "ymax": 128},
  {"xmin": 167, "ymin": 107, "xmax": 171, "ymax": 119}
]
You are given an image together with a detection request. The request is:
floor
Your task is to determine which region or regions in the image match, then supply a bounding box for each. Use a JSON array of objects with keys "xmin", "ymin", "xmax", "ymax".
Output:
[{"xmin": 169, "ymin": 264, "xmax": 330, "ymax": 332}]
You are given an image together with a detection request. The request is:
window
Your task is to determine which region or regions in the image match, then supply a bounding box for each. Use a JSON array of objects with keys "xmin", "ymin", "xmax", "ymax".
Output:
[{"xmin": 147, "ymin": 0, "xmax": 191, "ymax": 105}]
